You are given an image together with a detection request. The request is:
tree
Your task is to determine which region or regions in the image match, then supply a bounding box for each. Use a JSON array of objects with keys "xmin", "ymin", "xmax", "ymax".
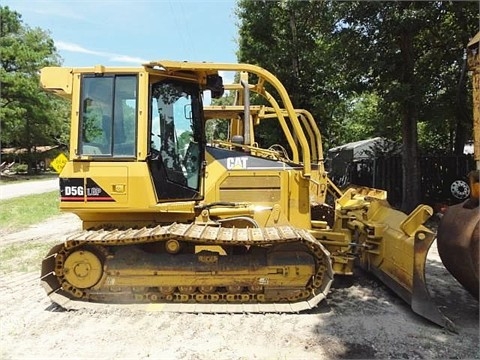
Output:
[
  {"xmin": 205, "ymin": 86, "xmax": 237, "ymax": 143},
  {"xmin": 236, "ymin": 0, "xmax": 344, "ymax": 148},
  {"xmin": 0, "ymin": 6, "xmax": 66, "ymax": 173},
  {"xmin": 236, "ymin": 0, "xmax": 478, "ymax": 211},
  {"xmin": 331, "ymin": 1, "xmax": 478, "ymax": 211},
  {"xmin": 415, "ymin": 2, "xmax": 477, "ymax": 155}
]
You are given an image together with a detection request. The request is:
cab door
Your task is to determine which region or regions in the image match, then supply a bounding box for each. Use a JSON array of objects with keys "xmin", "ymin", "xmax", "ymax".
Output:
[{"xmin": 148, "ymin": 80, "xmax": 204, "ymax": 201}]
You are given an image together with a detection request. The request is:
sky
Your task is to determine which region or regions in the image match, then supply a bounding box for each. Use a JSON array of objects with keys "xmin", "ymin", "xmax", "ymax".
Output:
[{"xmin": 3, "ymin": 0, "xmax": 239, "ymax": 73}]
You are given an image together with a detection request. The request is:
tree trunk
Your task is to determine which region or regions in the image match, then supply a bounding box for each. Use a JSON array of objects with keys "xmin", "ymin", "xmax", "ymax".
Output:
[
  {"xmin": 289, "ymin": 8, "xmax": 301, "ymax": 107},
  {"xmin": 399, "ymin": 25, "xmax": 421, "ymax": 213},
  {"xmin": 25, "ymin": 116, "xmax": 35, "ymax": 175},
  {"xmin": 401, "ymin": 106, "xmax": 420, "ymax": 213},
  {"xmin": 452, "ymin": 3, "xmax": 474, "ymax": 155},
  {"xmin": 454, "ymin": 49, "xmax": 470, "ymax": 155}
]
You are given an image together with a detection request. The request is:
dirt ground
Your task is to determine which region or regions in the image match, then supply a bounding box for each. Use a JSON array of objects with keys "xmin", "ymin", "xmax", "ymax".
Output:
[{"xmin": 0, "ymin": 213, "xmax": 478, "ymax": 360}]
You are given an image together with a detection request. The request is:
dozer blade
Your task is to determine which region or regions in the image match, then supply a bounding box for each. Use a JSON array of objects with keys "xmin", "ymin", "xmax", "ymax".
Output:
[
  {"xmin": 355, "ymin": 200, "xmax": 455, "ymax": 330},
  {"xmin": 410, "ymin": 228, "xmax": 455, "ymax": 331},
  {"xmin": 437, "ymin": 199, "xmax": 479, "ymax": 300}
]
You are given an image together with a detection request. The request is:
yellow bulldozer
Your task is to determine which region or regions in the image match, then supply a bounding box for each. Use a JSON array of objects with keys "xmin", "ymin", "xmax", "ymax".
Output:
[{"xmin": 38, "ymin": 47, "xmax": 476, "ymax": 330}]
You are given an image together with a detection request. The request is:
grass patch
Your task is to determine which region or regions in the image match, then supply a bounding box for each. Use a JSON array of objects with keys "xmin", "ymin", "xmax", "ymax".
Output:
[
  {"xmin": 0, "ymin": 240, "xmax": 56, "ymax": 274},
  {"xmin": 0, "ymin": 191, "xmax": 60, "ymax": 231},
  {"xmin": 0, "ymin": 190, "xmax": 62, "ymax": 274}
]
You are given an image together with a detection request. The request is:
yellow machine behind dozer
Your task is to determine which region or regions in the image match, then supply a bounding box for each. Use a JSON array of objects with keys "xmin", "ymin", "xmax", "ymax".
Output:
[
  {"xmin": 39, "ymin": 60, "xmax": 451, "ymax": 328},
  {"xmin": 437, "ymin": 32, "xmax": 480, "ymax": 301}
]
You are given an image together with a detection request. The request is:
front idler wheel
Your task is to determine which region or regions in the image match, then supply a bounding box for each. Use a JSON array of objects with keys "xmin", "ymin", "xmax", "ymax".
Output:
[{"xmin": 63, "ymin": 249, "xmax": 103, "ymax": 289}]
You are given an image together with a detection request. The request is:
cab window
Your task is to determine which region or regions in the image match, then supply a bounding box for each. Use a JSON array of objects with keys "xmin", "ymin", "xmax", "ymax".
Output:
[
  {"xmin": 80, "ymin": 75, "xmax": 137, "ymax": 157},
  {"xmin": 150, "ymin": 81, "xmax": 203, "ymax": 190}
]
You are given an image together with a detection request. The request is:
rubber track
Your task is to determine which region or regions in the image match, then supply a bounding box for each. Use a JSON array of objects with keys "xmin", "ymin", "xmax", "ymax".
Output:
[{"xmin": 40, "ymin": 223, "xmax": 333, "ymax": 313}]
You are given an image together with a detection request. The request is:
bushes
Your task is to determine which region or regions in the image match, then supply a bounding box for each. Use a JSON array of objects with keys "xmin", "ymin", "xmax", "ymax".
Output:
[{"xmin": 11, "ymin": 164, "xmax": 28, "ymax": 174}]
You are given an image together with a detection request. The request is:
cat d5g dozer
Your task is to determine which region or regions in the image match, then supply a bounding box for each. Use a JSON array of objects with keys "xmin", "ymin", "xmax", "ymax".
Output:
[{"xmin": 40, "ymin": 61, "xmax": 451, "ymax": 328}]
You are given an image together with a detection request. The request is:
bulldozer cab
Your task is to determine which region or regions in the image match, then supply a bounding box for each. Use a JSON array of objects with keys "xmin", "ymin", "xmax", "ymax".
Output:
[{"xmin": 41, "ymin": 64, "xmax": 225, "ymax": 204}]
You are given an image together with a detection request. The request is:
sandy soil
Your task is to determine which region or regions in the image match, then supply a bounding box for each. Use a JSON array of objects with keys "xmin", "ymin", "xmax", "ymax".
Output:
[{"xmin": 0, "ymin": 214, "xmax": 478, "ymax": 360}]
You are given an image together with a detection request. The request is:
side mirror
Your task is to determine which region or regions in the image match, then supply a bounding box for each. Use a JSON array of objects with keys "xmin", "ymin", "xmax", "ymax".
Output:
[{"xmin": 206, "ymin": 74, "xmax": 224, "ymax": 99}]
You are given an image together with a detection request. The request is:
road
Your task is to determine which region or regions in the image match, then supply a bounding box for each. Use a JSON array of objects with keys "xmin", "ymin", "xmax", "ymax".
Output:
[{"xmin": 0, "ymin": 178, "xmax": 58, "ymax": 200}]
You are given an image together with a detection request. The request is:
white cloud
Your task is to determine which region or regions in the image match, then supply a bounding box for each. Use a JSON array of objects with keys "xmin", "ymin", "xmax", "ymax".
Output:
[
  {"xmin": 56, "ymin": 42, "xmax": 102, "ymax": 55},
  {"xmin": 56, "ymin": 41, "xmax": 148, "ymax": 65}
]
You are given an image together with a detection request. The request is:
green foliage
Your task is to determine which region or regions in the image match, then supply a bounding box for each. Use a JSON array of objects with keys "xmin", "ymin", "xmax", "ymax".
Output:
[
  {"xmin": 205, "ymin": 90, "xmax": 236, "ymax": 143},
  {"xmin": 417, "ymin": 121, "xmax": 452, "ymax": 155},
  {"xmin": 236, "ymin": 0, "xmax": 343, "ymax": 142},
  {"xmin": 330, "ymin": 1, "xmax": 477, "ymax": 210},
  {"xmin": 205, "ymin": 120, "xmax": 228, "ymax": 143},
  {"xmin": 0, "ymin": 190, "xmax": 60, "ymax": 231},
  {"xmin": 332, "ymin": 1, "xmax": 477, "ymax": 154},
  {"xmin": 11, "ymin": 163, "xmax": 28, "ymax": 173},
  {"xmin": 329, "ymin": 93, "xmax": 391, "ymax": 145},
  {"xmin": 0, "ymin": 6, "xmax": 68, "ymax": 173},
  {"xmin": 177, "ymin": 130, "xmax": 193, "ymax": 155},
  {"xmin": 122, "ymin": 100, "xmax": 137, "ymax": 141},
  {"xmin": 236, "ymin": 0, "xmax": 478, "ymax": 210},
  {"xmin": 82, "ymin": 106, "xmax": 105, "ymax": 143},
  {"xmin": 236, "ymin": 0, "xmax": 477, "ymax": 152}
]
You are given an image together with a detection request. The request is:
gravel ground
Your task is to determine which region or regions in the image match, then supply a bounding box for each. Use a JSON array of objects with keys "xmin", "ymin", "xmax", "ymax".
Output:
[{"xmin": 0, "ymin": 213, "xmax": 478, "ymax": 360}]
